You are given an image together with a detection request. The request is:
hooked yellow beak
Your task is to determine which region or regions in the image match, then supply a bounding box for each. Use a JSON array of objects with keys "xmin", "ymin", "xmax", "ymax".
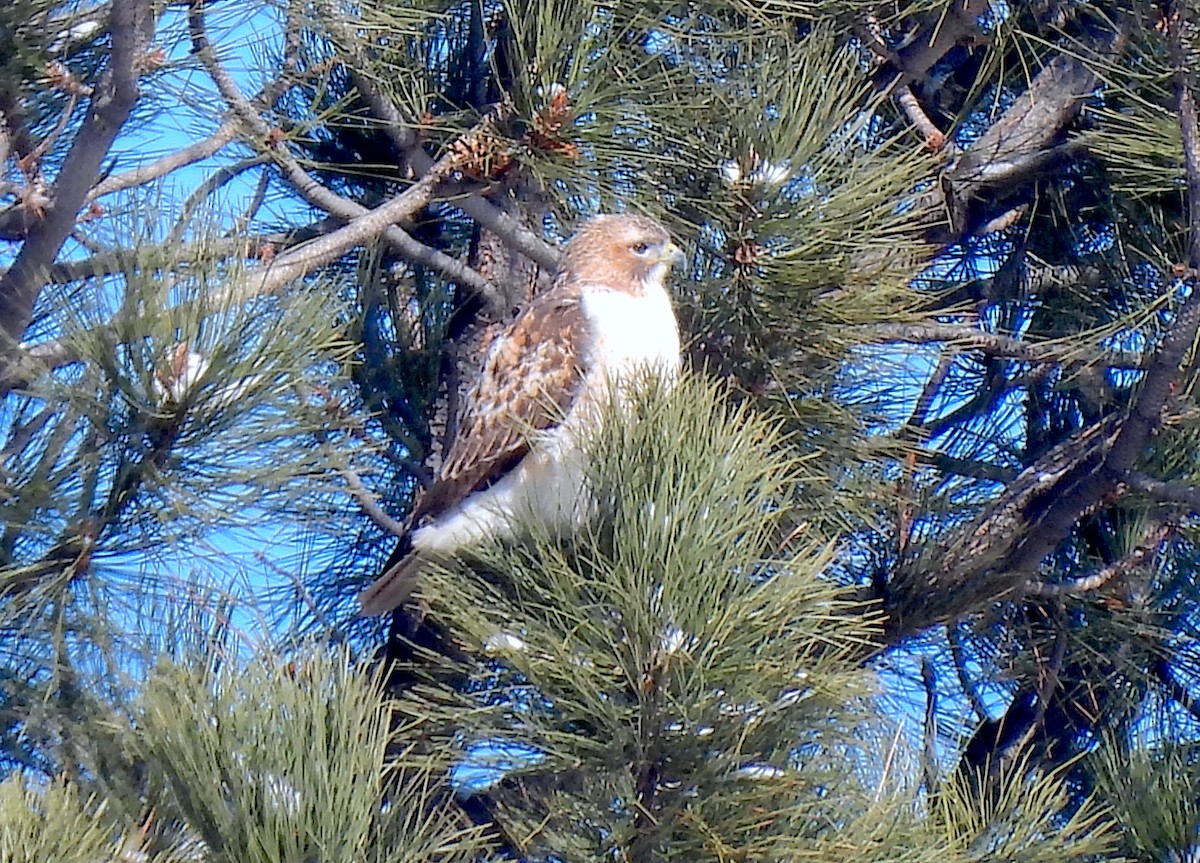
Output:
[{"xmin": 661, "ymin": 242, "xmax": 685, "ymax": 267}]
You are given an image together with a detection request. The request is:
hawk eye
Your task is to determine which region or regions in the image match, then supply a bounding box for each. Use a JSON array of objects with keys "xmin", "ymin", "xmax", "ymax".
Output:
[{"xmin": 632, "ymin": 242, "xmax": 652, "ymax": 255}]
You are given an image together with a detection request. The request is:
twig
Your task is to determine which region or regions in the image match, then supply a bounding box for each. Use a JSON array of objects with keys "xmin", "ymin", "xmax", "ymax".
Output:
[
  {"xmin": 1026, "ymin": 522, "xmax": 1171, "ymax": 597},
  {"xmin": 47, "ymin": 235, "xmax": 268, "ymax": 283},
  {"xmin": 0, "ymin": 0, "xmax": 154, "ymax": 348},
  {"xmin": 294, "ymin": 379, "xmax": 411, "ymax": 540},
  {"xmin": 324, "ymin": 8, "xmax": 559, "ymax": 271},
  {"xmin": 231, "ymin": 163, "xmax": 271, "ymax": 237},
  {"xmin": 169, "ymin": 154, "xmax": 271, "ymax": 243},
  {"xmin": 896, "ymin": 85, "xmax": 948, "ymax": 151},
  {"xmin": 948, "ymin": 622, "xmax": 990, "ymax": 719},
  {"xmin": 22, "ymin": 88, "xmax": 81, "ymax": 172},
  {"xmin": 91, "ymin": 34, "xmax": 311, "ymax": 201},
  {"xmin": 1024, "ymin": 611, "xmax": 1067, "ymax": 741},
  {"xmin": 92, "ymin": 118, "xmax": 240, "ymax": 200},
  {"xmin": 253, "ymin": 549, "xmax": 345, "ymax": 638},
  {"xmin": 902, "ymin": 348, "xmax": 954, "ymax": 436},
  {"xmin": 920, "ymin": 657, "xmax": 939, "ymax": 792},
  {"xmin": 335, "ymin": 459, "xmax": 409, "ymax": 540},
  {"xmin": 283, "ymin": 162, "xmax": 504, "ymax": 308},
  {"xmin": 862, "ymin": 321, "xmax": 1073, "ymax": 365},
  {"xmin": 188, "ymin": 0, "xmax": 504, "ymax": 310},
  {"xmin": 203, "ymin": 137, "xmax": 502, "ymax": 310}
]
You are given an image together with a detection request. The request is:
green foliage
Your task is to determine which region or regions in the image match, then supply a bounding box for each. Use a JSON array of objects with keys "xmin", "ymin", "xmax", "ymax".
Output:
[
  {"xmin": 931, "ymin": 755, "xmax": 1120, "ymax": 863},
  {"xmin": 0, "ymin": 229, "xmax": 378, "ymax": 778},
  {"xmin": 0, "ymin": 775, "xmax": 125, "ymax": 863},
  {"xmin": 136, "ymin": 647, "xmax": 490, "ymax": 863},
  {"xmin": 1093, "ymin": 736, "xmax": 1200, "ymax": 862},
  {"xmin": 389, "ymin": 376, "xmax": 1110, "ymax": 861}
]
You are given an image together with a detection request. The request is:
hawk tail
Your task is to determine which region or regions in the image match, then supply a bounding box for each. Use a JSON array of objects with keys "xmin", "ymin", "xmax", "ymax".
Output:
[{"xmin": 358, "ymin": 551, "xmax": 426, "ymax": 616}]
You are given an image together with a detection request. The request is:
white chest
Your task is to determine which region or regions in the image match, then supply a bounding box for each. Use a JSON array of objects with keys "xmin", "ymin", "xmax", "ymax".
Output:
[{"xmin": 581, "ymin": 284, "xmax": 682, "ymax": 375}]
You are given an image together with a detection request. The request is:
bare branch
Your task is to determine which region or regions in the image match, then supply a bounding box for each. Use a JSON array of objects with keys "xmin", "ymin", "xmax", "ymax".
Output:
[
  {"xmin": 883, "ymin": 417, "xmax": 1121, "ymax": 640},
  {"xmin": 88, "ymin": 15, "xmax": 315, "ymax": 203},
  {"xmin": 206, "ymin": 144, "xmax": 489, "ymax": 309},
  {"xmin": 42, "ymin": 214, "xmax": 349, "ymax": 288},
  {"xmin": 902, "ymin": 349, "xmax": 953, "ymax": 434},
  {"xmin": 336, "ymin": 460, "xmax": 408, "ymax": 540},
  {"xmin": 878, "ymin": 0, "xmax": 993, "ymax": 89},
  {"xmin": 921, "ymin": 27, "xmax": 1122, "ymax": 245},
  {"xmin": 973, "ymin": 204, "xmax": 1029, "ymax": 238},
  {"xmin": 920, "ymin": 657, "xmax": 939, "ymax": 792},
  {"xmin": 942, "ymin": 55, "xmax": 1097, "ymax": 220},
  {"xmin": 90, "ymin": 77, "xmax": 295, "ymax": 200},
  {"xmin": 1026, "ymin": 522, "xmax": 1170, "ymax": 597},
  {"xmin": 321, "ymin": 7, "xmax": 560, "ymax": 271},
  {"xmin": 896, "ymin": 85, "xmax": 949, "ymax": 152},
  {"xmin": 0, "ymin": 0, "xmax": 154, "ymax": 348},
  {"xmin": 290, "ymin": 168, "xmax": 505, "ymax": 309},
  {"xmin": 920, "ymin": 452, "xmax": 1016, "ymax": 484},
  {"xmin": 1125, "ymin": 472, "xmax": 1200, "ymax": 512},
  {"xmin": 231, "ymin": 163, "xmax": 271, "ymax": 236},
  {"xmin": 168, "ymin": 154, "xmax": 270, "ymax": 243},
  {"xmin": 188, "ymin": 0, "xmax": 504, "ymax": 310},
  {"xmin": 862, "ymin": 321, "xmax": 1069, "ymax": 365}
]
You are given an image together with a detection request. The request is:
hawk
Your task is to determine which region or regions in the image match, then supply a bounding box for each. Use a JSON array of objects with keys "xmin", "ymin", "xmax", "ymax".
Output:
[{"xmin": 358, "ymin": 214, "xmax": 685, "ymax": 615}]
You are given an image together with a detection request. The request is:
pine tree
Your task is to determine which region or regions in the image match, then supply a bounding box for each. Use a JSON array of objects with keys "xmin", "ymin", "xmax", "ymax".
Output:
[
  {"xmin": 392, "ymin": 376, "xmax": 1120, "ymax": 861},
  {"xmin": 4, "ymin": 0, "xmax": 1200, "ymax": 859}
]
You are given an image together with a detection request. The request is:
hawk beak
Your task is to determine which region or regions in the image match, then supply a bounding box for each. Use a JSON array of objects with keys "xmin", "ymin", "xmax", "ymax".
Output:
[{"xmin": 663, "ymin": 242, "xmax": 685, "ymax": 267}]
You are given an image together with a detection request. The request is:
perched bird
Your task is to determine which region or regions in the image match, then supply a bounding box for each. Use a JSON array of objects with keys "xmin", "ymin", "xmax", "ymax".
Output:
[{"xmin": 358, "ymin": 214, "xmax": 684, "ymax": 615}]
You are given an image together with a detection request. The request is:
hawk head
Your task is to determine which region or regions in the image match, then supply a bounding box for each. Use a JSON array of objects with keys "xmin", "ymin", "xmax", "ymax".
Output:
[{"xmin": 558, "ymin": 214, "xmax": 685, "ymax": 294}]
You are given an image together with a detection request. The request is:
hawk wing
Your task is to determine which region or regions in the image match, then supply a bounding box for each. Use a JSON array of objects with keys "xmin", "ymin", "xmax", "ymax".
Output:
[{"xmin": 411, "ymin": 288, "xmax": 589, "ymax": 524}]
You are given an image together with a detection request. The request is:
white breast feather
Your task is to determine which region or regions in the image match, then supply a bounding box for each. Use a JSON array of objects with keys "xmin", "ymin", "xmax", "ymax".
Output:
[
  {"xmin": 411, "ymin": 281, "xmax": 680, "ymax": 556},
  {"xmin": 579, "ymin": 280, "xmax": 682, "ymax": 379}
]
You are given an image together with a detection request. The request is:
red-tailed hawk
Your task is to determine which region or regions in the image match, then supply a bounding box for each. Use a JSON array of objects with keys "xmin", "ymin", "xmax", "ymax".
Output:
[{"xmin": 358, "ymin": 214, "xmax": 685, "ymax": 615}]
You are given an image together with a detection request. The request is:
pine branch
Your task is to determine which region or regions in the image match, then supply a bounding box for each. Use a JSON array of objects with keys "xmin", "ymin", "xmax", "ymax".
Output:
[
  {"xmin": 88, "ymin": 64, "xmax": 303, "ymax": 201},
  {"xmin": 924, "ymin": 28, "xmax": 1123, "ymax": 245},
  {"xmin": 883, "ymin": 416, "xmax": 1121, "ymax": 639},
  {"xmin": 0, "ymin": 51, "xmax": 529, "ymax": 396},
  {"xmin": 0, "ymin": 0, "xmax": 154, "ymax": 348},
  {"xmin": 879, "ymin": 13, "xmax": 1200, "ymax": 642},
  {"xmin": 187, "ymin": 0, "xmax": 504, "ymax": 310},
  {"xmin": 1026, "ymin": 522, "xmax": 1171, "ymax": 597},
  {"xmin": 318, "ymin": 4, "xmax": 559, "ymax": 271},
  {"xmin": 997, "ymin": 13, "xmax": 1200, "ymax": 578}
]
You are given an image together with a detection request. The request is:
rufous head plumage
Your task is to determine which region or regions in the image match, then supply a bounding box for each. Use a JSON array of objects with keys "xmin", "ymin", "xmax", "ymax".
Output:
[{"xmin": 556, "ymin": 214, "xmax": 684, "ymax": 294}]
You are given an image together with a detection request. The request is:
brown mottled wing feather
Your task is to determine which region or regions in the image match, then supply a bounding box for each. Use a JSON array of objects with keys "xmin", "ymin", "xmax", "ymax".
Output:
[{"xmin": 411, "ymin": 289, "xmax": 588, "ymax": 522}]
